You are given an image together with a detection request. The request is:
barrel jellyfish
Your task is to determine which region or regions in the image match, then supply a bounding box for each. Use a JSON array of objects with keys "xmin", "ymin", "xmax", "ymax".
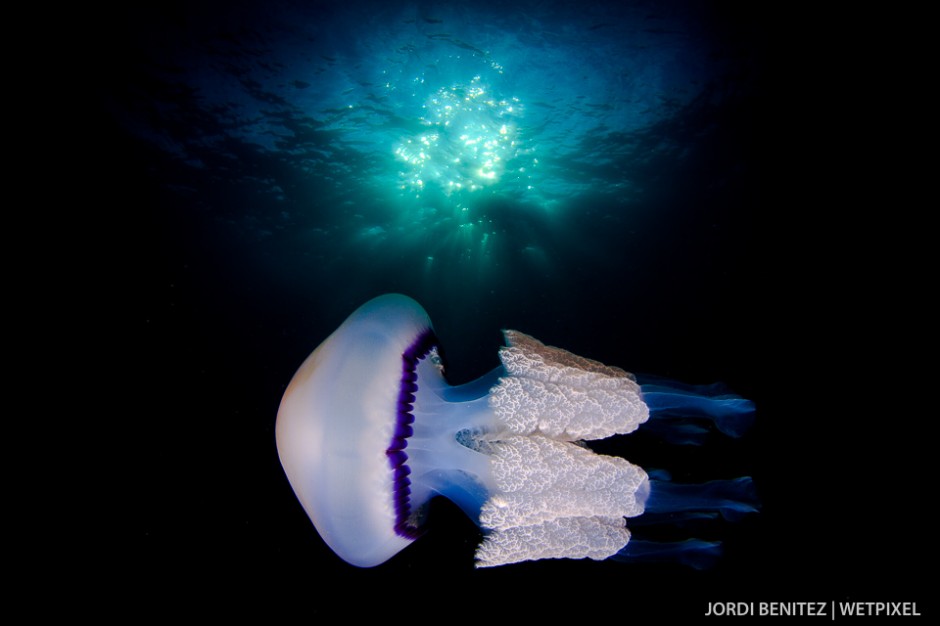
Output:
[{"xmin": 276, "ymin": 294, "xmax": 757, "ymax": 568}]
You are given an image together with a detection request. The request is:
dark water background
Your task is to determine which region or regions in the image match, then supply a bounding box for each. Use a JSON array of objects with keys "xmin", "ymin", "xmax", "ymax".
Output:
[{"xmin": 73, "ymin": 0, "xmax": 928, "ymax": 618}]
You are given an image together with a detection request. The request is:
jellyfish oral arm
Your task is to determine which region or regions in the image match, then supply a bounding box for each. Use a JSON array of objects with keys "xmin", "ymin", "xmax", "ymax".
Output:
[
  {"xmin": 490, "ymin": 329, "xmax": 651, "ymax": 440},
  {"xmin": 469, "ymin": 330, "xmax": 653, "ymax": 567},
  {"xmin": 395, "ymin": 325, "xmax": 657, "ymax": 567},
  {"xmin": 475, "ymin": 434, "xmax": 648, "ymax": 567}
]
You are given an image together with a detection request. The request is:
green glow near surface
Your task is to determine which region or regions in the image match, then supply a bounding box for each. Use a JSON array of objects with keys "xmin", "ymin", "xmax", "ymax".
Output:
[{"xmin": 392, "ymin": 75, "xmax": 537, "ymax": 215}]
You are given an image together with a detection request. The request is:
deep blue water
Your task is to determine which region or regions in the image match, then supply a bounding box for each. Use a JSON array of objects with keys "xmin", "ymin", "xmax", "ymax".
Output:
[
  {"xmin": 106, "ymin": 0, "xmax": 760, "ymax": 378},
  {"xmin": 86, "ymin": 0, "xmax": 927, "ymax": 618}
]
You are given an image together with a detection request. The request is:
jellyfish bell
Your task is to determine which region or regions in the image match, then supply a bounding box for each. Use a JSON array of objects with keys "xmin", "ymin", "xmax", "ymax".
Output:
[
  {"xmin": 275, "ymin": 294, "xmax": 431, "ymax": 567},
  {"xmin": 276, "ymin": 294, "xmax": 757, "ymax": 568}
]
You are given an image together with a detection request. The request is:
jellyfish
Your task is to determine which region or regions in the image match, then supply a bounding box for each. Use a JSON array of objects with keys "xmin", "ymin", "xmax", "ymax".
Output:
[{"xmin": 276, "ymin": 294, "xmax": 757, "ymax": 568}]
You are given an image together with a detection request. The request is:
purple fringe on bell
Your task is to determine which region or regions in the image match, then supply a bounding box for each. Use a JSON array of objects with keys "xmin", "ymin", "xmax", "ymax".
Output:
[{"xmin": 388, "ymin": 328, "xmax": 437, "ymax": 539}]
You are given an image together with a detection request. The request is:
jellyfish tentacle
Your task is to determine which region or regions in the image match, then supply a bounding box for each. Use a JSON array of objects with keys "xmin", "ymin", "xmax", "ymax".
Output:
[
  {"xmin": 612, "ymin": 538, "xmax": 723, "ymax": 570},
  {"xmin": 608, "ymin": 476, "xmax": 759, "ymax": 568},
  {"xmin": 638, "ymin": 374, "xmax": 756, "ymax": 443},
  {"xmin": 646, "ymin": 476, "xmax": 760, "ymax": 521}
]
